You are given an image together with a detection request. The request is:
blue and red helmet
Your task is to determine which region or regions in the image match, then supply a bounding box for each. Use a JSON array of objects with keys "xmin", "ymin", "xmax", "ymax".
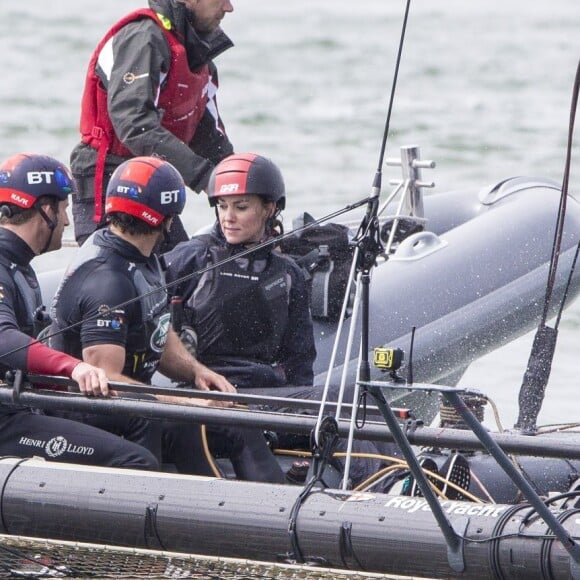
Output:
[
  {"xmin": 207, "ymin": 153, "xmax": 286, "ymax": 210},
  {"xmin": 105, "ymin": 157, "xmax": 186, "ymax": 227},
  {"xmin": 0, "ymin": 153, "xmax": 75, "ymax": 210}
]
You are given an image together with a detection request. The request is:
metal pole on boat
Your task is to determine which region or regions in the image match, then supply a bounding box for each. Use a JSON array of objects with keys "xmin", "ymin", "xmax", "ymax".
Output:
[
  {"xmin": 3, "ymin": 382, "xmax": 580, "ymax": 460},
  {"xmin": 444, "ymin": 388, "xmax": 580, "ymax": 577},
  {"xmin": 365, "ymin": 383, "xmax": 466, "ymax": 573}
]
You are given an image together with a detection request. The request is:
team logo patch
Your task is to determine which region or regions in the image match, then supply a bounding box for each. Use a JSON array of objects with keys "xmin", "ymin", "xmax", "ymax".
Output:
[
  {"xmin": 110, "ymin": 311, "xmax": 124, "ymax": 330},
  {"xmin": 113, "ymin": 184, "xmax": 141, "ymax": 199},
  {"xmin": 150, "ymin": 312, "xmax": 170, "ymax": 353},
  {"xmin": 54, "ymin": 167, "xmax": 74, "ymax": 193},
  {"xmin": 95, "ymin": 306, "xmax": 125, "ymax": 330},
  {"xmin": 122, "ymin": 71, "xmax": 150, "ymax": 85},
  {"xmin": 219, "ymin": 183, "xmax": 239, "ymax": 194}
]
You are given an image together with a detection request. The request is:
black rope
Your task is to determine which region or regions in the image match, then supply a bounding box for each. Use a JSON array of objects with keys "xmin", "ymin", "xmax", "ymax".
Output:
[
  {"xmin": 286, "ymin": 417, "xmax": 339, "ymax": 564},
  {"xmin": 353, "ymin": 0, "xmax": 411, "ymax": 246},
  {"xmin": 514, "ymin": 61, "xmax": 580, "ymax": 434},
  {"xmin": 0, "ymin": 198, "xmax": 370, "ymax": 365},
  {"xmin": 144, "ymin": 503, "xmax": 167, "ymax": 551},
  {"xmin": 339, "ymin": 520, "xmax": 365, "ymax": 570},
  {"xmin": 0, "ymin": 457, "xmax": 66, "ymax": 576},
  {"xmin": 540, "ymin": 58, "xmax": 580, "ymax": 327},
  {"xmin": 554, "ymin": 241, "xmax": 580, "ymax": 330},
  {"xmin": 0, "ymin": 456, "xmax": 30, "ymax": 534}
]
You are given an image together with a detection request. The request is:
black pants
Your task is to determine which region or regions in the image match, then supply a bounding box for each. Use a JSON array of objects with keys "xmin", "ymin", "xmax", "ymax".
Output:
[
  {"xmin": 0, "ymin": 410, "xmax": 159, "ymax": 470},
  {"xmin": 45, "ymin": 392, "xmax": 164, "ymax": 462},
  {"xmin": 162, "ymin": 423, "xmax": 286, "ymax": 483},
  {"xmin": 52, "ymin": 390, "xmax": 285, "ymax": 483}
]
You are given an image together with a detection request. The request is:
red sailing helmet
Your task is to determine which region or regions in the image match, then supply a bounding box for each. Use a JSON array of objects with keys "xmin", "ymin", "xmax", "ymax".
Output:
[
  {"xmin": 207, "ymin": 153, "xmax": 286, "ymax": 210},
  {"xmin": 105, "ymin": 157, "xmax": 186, "ymax": 227},
  {"xmin": 0, "ymin": 153, "xmax": 75, "ymax": 210}
]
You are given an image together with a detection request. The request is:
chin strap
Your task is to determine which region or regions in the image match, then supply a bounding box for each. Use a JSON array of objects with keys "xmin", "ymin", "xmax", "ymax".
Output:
[
  {"xmin": 162, "ymin": 220, "xmax": 172, "ymax": 247},
  {"xmin": 36, "ymin": 206, "xmax": 58, "ymax": 255}
]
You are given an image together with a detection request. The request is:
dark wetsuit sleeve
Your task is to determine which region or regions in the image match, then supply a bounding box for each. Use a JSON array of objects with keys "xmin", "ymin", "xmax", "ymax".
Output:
[
  {"xmin": 0, "ymin": 275, "xmax": 33, "ymax": 370},
  {"xmin": 278, "ymin": 264, "xmax": 317, "ymax": 386},
  {"xmin": 106, "ymin": 21, "xmax": 233, "ymax": 191},
  {"xmin": 74, "ymin": 270, "xmax": 136, "ymax": 350},
  {"xmin": 0, "ymin": 274, "xmax": 79, "ymax": 376}
]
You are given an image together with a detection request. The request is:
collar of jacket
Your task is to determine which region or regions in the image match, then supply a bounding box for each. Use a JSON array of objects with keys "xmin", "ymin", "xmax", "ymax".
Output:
[
  {"xmin": 150, "ymin": 0, "xmax": 234, "ymax": 70},
  {"xmin": 211, "ymin": 222, "xmax": 276, "ymax": 261},
  {"xmin": 0, "ymin": 228, "xmax": 36, "ymax": 267},
  {"xmin": 96, "ymin": 228, "xmax": 158, "ymax": 266}
]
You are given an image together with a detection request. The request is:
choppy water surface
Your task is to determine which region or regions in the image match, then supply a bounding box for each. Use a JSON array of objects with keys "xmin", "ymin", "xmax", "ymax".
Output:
[{"xmin": 0, "ymin": 0, "xmax": 579, "ymax": 427}]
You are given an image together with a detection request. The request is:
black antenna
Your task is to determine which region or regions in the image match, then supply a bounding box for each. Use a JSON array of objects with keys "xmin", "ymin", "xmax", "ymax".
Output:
[
  {"xmin": 371, "ymin": 0, "xmax": 413, "ymax": 199},
  {"xmin": 355, "ymin": 0, "xmax": 413, "ymax": 386},
  {"xmin": 514, "ymin": 59, "xmax": 580, "ymax": 435}
]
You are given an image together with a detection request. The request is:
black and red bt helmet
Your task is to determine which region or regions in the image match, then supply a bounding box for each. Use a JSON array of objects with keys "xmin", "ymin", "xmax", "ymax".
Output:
[
  {"xmin": 0, "ymin": 153, "xmax": 75, "ymax": 210},
  {"xmin": 207, "ymin": 153, "xmax": 285, "ymax": 210},
  {"xmin": 105, "ymin": 157, "xmax": 186, "ymax": 227}
]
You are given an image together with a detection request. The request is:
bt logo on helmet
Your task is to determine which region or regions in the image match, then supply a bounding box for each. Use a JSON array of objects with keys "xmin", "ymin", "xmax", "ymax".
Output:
[
  {"xmin": 160, "ymin": 190, "xmax": 181, "ymax": 204},
  {"xmin": 27, "ymin": 171, "xmax": 55, "ymax": 185},
  {"xmin": 116, "ymin": 185, "xmax": 140, "ymax": 197},
  {"xmin": 219, "ymin": 183, "xmax": 239, "ymax": 194}
]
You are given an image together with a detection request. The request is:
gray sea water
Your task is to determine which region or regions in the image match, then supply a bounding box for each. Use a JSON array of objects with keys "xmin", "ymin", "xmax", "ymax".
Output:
[{"xmin": 0, "ymin": 0, "xmax": 579, "ymax": 428}]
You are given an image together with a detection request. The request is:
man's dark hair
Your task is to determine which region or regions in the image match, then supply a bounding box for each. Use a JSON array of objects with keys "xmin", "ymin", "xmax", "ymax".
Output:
[
  {"xmin": 108, "ymin": 212, "xmax": 166, "ymax": 236},
  {"xmin": 0, "ymin": 196, "xmax": 60, "ymax": 226}
]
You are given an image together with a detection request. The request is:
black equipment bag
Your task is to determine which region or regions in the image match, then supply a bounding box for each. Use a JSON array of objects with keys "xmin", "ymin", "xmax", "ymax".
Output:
[{"xmin": 279, "ymin": 213, "xmax": 355, "ymax": 321}]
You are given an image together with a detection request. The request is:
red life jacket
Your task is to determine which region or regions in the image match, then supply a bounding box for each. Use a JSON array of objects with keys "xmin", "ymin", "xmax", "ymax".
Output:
[{"xmin": 79, "ymin": 9, "xmax": 210, "ymax": 222}]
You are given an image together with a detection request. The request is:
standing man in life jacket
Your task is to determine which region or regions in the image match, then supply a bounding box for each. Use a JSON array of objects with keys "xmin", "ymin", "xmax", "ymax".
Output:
[
  {"xmin": 71, "ymin": 0, "xmax": 235, "ymax": 250},
  {"xmin": 50, "ymin": 156, "xmax": 286, "ymax": 482},
  {"xmin": 0, "ymin": 152, "xmax": 159, "ymax": 470}
]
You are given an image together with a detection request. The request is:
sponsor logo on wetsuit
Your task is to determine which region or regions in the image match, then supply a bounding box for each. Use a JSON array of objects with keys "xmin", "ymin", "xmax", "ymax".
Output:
[
  {"xmin": 95, "ymin": 305, "xmax": 125, "ymax": 330},
  {"xmin": 150, "ymin": 312, "xmax": 170, "ymax": 353},
  {"xmin": 18, "ymin": 436, "xmax": 95, "ymax": 458}
]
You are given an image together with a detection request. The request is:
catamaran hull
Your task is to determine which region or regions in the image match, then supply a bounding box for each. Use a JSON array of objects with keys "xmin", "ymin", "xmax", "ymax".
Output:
[{"xmin": 0, "ymin": 458, "xmax": 576, "ymax": 580}]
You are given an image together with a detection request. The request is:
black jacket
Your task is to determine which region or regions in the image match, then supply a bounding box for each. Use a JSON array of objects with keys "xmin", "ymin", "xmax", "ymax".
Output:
[{"xmin": 164, "ymin": 224, "xmax": 317, "ymax": 388}]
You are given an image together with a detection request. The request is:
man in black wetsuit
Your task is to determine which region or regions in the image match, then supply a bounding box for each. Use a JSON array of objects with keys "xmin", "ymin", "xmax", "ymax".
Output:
[
  {"xmin": 50, "ymin": 156, "xmax": 285, "ymax": 482},
  {"xmin": 0, "ymin": 152, "xmax": 158, "ymax": 469}
]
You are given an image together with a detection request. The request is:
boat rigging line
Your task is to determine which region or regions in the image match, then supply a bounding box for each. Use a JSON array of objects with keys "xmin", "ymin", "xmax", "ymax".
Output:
[
  {"xmin": 311, "ymin": 0, "xmax": 413, "ymax": 461},
  {"xmin": 360, "ymin": 58, "xmax": 580, "ymax": 576},
  {"xmin": 286, "ymin": 0, "xmax": 436, "ymax": 568},
  {"xmin": 0, "ymin": 197, "xmax": 370, "ymax": 365},
  {"xmin": 514, "ymin": 58, "xmax": 580, "ymax": 435}
]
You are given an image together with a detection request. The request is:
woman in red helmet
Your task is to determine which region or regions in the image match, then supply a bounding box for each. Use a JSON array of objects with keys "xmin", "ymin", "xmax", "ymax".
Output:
[{"xmin": 164, "ymin": 153, "xmax": 316, "ymax": 389}]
